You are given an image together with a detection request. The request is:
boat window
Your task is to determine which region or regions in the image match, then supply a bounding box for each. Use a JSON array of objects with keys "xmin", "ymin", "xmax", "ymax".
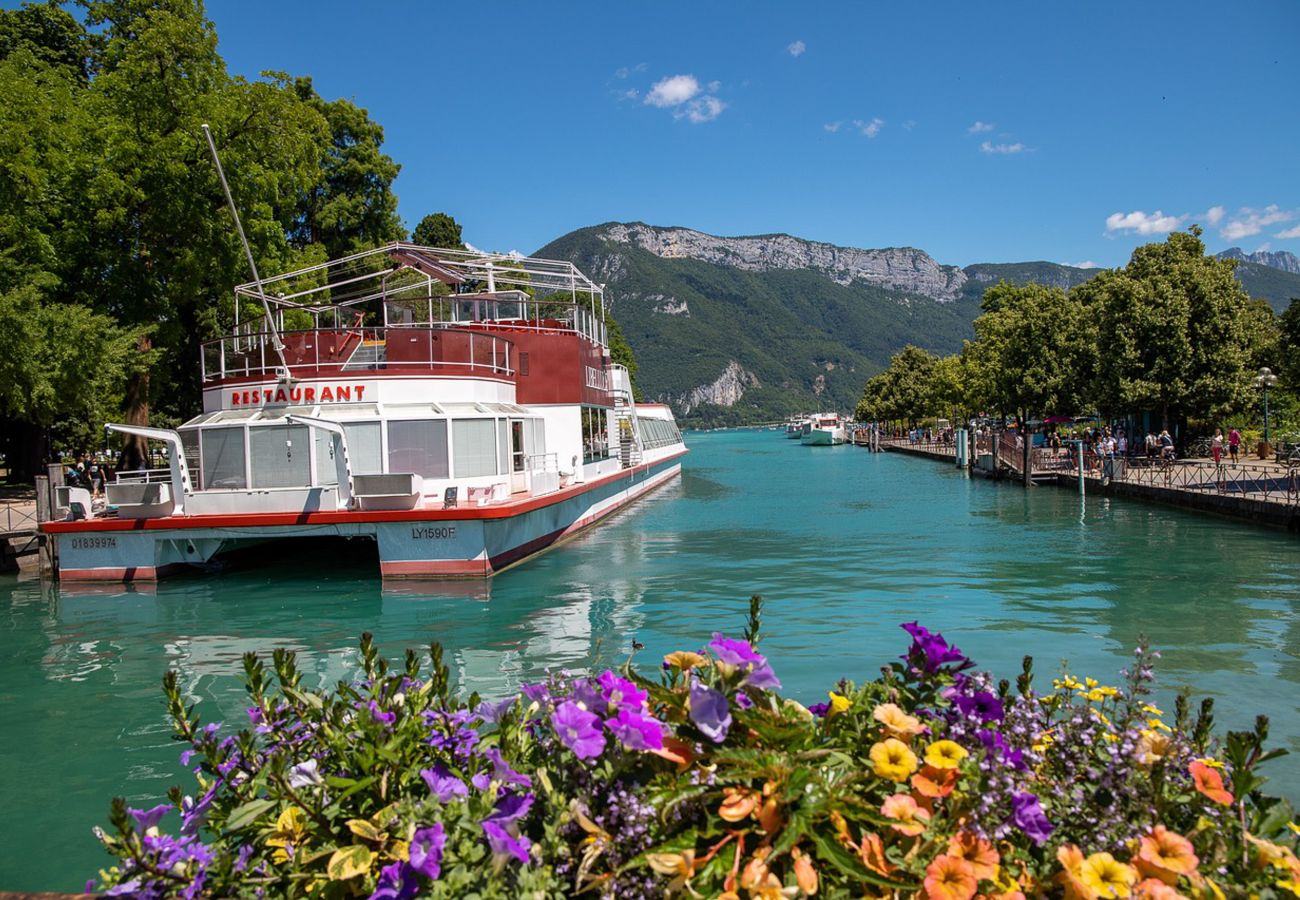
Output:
[
  {"xmin": 498, "ymin": 419, "xmax": 509, "ymax": 475},
  {"xmin": 343, "ymin": 421, "xmax": 383, "ymax": 476},
  {"xmin": 181, "ymin": 429, "xmax": 202, "ymax": 490},
  {"xmin": 387, "ymin": 420, "xmax": 449, "ymax": 479},
  {"xmin": 453, "ymin": 418, "xmax": 498, "ymax": 477},
  {"xmin": 322, "ymin": 403, "xmax": 378, "ymax": 419},
  {"xmin": 525, "ymin": 418, "xmax": 545, "ymax": 460},
  {"xmin": 250, "ymin": 424, "xmax": 312, "ymax": 489},
  {"xmin": 201, "ymin": 426, "xmax": 247, "ymax": 489}
]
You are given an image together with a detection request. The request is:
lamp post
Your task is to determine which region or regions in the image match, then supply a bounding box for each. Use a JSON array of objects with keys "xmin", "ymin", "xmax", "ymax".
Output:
[{"xmin": 1253, "ymin": 367, "xmax": 1279, "ymax": 450}]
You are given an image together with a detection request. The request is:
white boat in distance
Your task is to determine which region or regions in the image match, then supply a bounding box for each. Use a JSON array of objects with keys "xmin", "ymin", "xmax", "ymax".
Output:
[
  {"xmin": 45, "ymin": 243, "xmax": 686, "ymax": 582},
  {"xmin": 801, "ymin": 414, "xmax": 847, "ymax": 445}
]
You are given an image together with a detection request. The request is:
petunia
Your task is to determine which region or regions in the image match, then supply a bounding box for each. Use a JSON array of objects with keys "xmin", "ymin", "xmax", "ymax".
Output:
[
  {"xmin": 408, "ymin": 824, "xmax": 445, "ymax": 880},
  {"xmin": 924, "ymin": 739, "xmax": 969, "ymax": 769},
  {"xmin": 902, "ymin": 622, "xmax": 970, "ymax": 674},
  {"xmin": 597, "ymin": 670, "xmax": 648, "ymax": 712},
  {"xmin": 688, "ymin": 682, "xmax": 732, "ymax": 743},
  {"xmin": 912, "ymin": 764, "xmax": 959, "ymax": 799},
  {"xmin": 1080, "ymin": 852, "xmax": 1138, "ymax": 899},
  {"xmin": 482, "ymin": 820, "xmax": 531, "ymax": 864},
  {"xmin": 552, "ymin": 700, "xmax": 607, "ymax": 760},
  {"xmin": 663, "ymin": 651, "xmax": 709, "ymax": 671},
  {"xmin": 709, "ymin": 633, "xmax": 782, "ymax": 690},
  {"xmin": 869, "ymin": 738, "xmax": 919, "ymax": 782},
  {"xmin": 828, "ymin": 691, "xmax": 852, "ymax": 714},
  {"xmin": 370, "ymin": 861, "xmax": 419, "ymax": 900},
  {"xmin": 519, "ymin": 682, "xmax": 550, "ymax": 705},
  {"xmin": 605, "ymin": 707, "xmax": 665, "ymax": 751},
  {"xmin": 924, "ymin": 853, "xmax": 978, "ymax": 900},
  {"xmin": 475, "ymin": 696, "xmax": 516, "ymax": 723},
  {"xmin": 873, "ymin": 702, "xmax": 924, "ymax": 736},
  {"xmin": 1136, "ymin": 825, "xmax": 1198, "ymax": 883},
  {"xmin": 484, "ymin": 791, "xmax": 534, "ymax": 825},
  {"xmin": 1010, "ymin": 791, "xmax": 1054, "ymax": 845},
  {"xmin": 946, "ymin": 831, "xmax": 999, "ymax": 881},
  {"xmin": 128, "ymin": 804, "xmax": 172, "ymax": 833},
  {"xmin": 420, "ymin": 764, "xmax": 468, "ymax": 803},
  {"xmin": 881, "ymin": 793, "xmax": 931, "ymax": 836},
  {"xmin": 287, "ymin": 759, "xmax": 323, "ymax": 790},
  {"xmin": 367, "ymin": 700, "xmax": 396, "ymax": 728},
  {"xmin": 952, "ymin": 691, "xmax": 1004, "ymax": 723},
  {"xmin": 1188, "ymin": 760, "xmax": 1234, "ymax": 806},
  {"xmin": 471, "ymin": 772, "xmax": 492, "ymax": 792},
  {"xmin": 482, "ymin": 746, "xmax": 532, "ymax": 788}
]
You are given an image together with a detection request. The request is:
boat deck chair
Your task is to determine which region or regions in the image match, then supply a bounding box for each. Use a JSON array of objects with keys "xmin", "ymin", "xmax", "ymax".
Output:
[{"xmin": 443, "ymin": 486, "xmax": 458, "ymax": 509}]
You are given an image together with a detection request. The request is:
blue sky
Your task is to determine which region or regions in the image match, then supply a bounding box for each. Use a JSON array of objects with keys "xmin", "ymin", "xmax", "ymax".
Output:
[{"xmin": 99, "ymin": 2, "xmax": 1300, "ymax": 266}]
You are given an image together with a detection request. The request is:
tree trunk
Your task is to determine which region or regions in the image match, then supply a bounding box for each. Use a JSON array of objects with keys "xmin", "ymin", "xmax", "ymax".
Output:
[
  {"xmin": 0, "ymin": 417, "xmax": 48, "ymax": 481},
  {"xmin": 119, "ymin": 334, "xmax": 152, "ymax": 471}
]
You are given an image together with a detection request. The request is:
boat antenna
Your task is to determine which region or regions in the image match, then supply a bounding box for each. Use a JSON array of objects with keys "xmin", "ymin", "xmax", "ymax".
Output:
[{"xmin": 201, "ymin": 123, "xmax": 290, "ymax": 379}]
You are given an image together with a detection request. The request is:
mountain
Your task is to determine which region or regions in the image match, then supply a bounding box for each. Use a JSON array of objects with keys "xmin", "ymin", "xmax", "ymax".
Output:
[
  {"xmin": 535, "ymin": 223, "xmax": 1300, "ymax": 426},
  {"xmin": 1217, "ymin": 247, "xmax": 1300, "ymax": 275}
]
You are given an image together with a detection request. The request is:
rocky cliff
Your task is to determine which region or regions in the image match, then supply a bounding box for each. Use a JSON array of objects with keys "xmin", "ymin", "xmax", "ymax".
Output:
[
  {"xmin": 1218, "ymin": 247, "xmax": 1300, "ymax": 275},
  {"xmin": 680, "ymin": 361, "xmax": 760, "ymax": 412},
  {"xmin": 597, "ymin": 223, "xmax": 968, "ymax": 301}
]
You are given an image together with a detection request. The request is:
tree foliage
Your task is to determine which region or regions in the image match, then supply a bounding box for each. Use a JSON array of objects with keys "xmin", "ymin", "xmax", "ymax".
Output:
[{"xmin": 411, "ymin": 212, "xmax": 465, "ymax": 249}]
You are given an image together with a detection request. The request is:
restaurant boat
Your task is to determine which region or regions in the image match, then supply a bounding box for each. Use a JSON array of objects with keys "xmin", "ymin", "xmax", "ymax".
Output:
[
  {"xmin": 801, "ymin": 414, "xmax": 847, "ymax": 446},
  {"xmin": 43, "ymin": 243, "xmax": 687, "ymax": 582}
]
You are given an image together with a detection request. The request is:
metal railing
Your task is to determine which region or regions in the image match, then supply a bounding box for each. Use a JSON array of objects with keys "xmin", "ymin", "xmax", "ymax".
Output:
[
  {"xmin": 526, "ymin": 452, "xmax": 559, "ymax": 474},
  {"xmin": 201, "ymin": 326, "xmax": 515, "ymax": 384},
  {"xmin": 114, "ymin": 468, "xmax": 173, "ymax": 485},
  {"xmin": 2, "ymin": 501, "xmax": 37, "ymax": 534}
]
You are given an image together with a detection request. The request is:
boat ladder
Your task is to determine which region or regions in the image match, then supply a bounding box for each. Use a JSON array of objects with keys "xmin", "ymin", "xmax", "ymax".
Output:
[
  {"xmin": 343, "ymin": 337, "xmax": 387, "ymax": 370},
  {"xmin": 610, "ymin": 367, "xmax": 643, "ymax": 469}
]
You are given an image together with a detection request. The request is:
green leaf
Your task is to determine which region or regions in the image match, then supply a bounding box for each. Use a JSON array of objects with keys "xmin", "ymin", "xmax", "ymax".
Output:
[
  {"xmin": 346, "ymin": 818, "xmax": 385, "ymax": 842},
  {"xmin": 807, "ymin": 828, "xmax": 913, "ymax": 890},
  {"xmin": 327, "ymin": 844, "xmax": 374, "ymax": 881},
  {"xmin": 223, "ymin": 797, "xmax": 277, "ymax": 832}
]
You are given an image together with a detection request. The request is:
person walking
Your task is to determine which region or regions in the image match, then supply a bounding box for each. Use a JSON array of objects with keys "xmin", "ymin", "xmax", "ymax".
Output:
[
  {"xmin": 1228, "ymin": 427, "xmax": 1241, "ymax": 465},
  {"xmin": 1211, "ymin": 428, "xmax": 1224, "ymax": 466}
]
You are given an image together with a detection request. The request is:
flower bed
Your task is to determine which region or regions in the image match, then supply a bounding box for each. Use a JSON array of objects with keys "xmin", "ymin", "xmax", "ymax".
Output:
[{"xmin": 91, "ymin": 598, "xmax": 1298, "ymax": 898}]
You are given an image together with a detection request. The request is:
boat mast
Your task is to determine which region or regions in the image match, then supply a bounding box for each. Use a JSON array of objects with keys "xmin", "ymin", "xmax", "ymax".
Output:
[{"xmin": 201, "ymin": 123, "xmax": 290, "ymax": 378}]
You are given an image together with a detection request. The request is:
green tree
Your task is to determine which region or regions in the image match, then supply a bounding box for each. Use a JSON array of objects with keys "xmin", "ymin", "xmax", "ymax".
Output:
[
  {"xmin": 854, "ymin": 344, "xmax": 939, "ymax": 424},
  {"xmin": 1075, "ymin": 227, "xmax": 1254, "ymax": 427},
  {"xmin": 289, "ymin": 76, "xmax": 403, "ymax": 258},
  {"xmin": 962, "ymin": 281, "xmax": 1095, "ymax": 420},
  {"xmin": 0, "ymin": 0, "xmax": 90, "ymax": 81},
  {"xmin": 411, "ymin": 212, "xmax": 465, "ymax": 249}
]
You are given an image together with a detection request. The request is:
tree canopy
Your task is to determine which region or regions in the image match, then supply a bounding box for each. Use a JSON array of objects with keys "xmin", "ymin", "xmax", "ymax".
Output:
[{"xmin": 411, "ymin": 212, "xmax": 465, "ymax": 249}]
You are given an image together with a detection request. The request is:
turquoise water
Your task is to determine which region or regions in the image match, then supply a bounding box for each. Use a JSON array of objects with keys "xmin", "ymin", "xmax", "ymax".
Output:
[{"xmin": 2, "ymin": 428, "xmax": 1299, "ymax": 891}]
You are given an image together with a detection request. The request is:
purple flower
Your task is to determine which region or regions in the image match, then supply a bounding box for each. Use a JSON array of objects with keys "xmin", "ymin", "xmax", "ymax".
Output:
[
  {"xmin": 569, "ymin": 678, "xmax": 606, "ymax": 715},
  {"xmin": 368, "ymin": 700, "xmax": 396, "ymax": 728},
  {"xmin": 180, "ymin": 786, "xmax": 216, "ymax": 837},
  {"xmin": 179, "ymin": 749, "xmax": 196, "ymax": 766},
  {"xmin": 471, "ymin": 772, "xmax": 492, "ymax": 791},
  {"xmin": 247, "ymin": 706, "xmax": 263, "ymax": 725},
  {"xmin": 977, "ymin": 729, "xmax": 1026, "ymax": 771},
  {"xmin": 476, "ymin": 697, "xmax": 516, "ymax": 723},
  {"xmin": 233, "ymin": 844, "xmax": 255, "ymax": 873},
  {"xmin": 597, "ymin": 670, "xmax": 648, "ymax": 711},
  {"xmin": 408, "ymin": 824, "xmax": 445, "ymax": 880},
  {"xmin": 485, "ymin": 791, "xmax": 534, "ymax": 824},
  {"xmin": 287, "ymin": 759, "xmax": 323, "ymax": 789},
  {"xmin": 105, "ymin": 880, "xmax": 142, "ymax": 896},
  {"xmin": 370, "ymin": 861, "xmax": 419, "ymax": 900},
  {"xmin": 709, "ymin": 633, "xmax": 783, "ymax": 691},
  {"xmin": 420, "ymin": 765, "xmax": 468, "ymax": 802},
  {"xmin": 1011, "ymin": 791, "xmax": 1055, "ymax": 845},
  {"xmin": 808, "ymin": 702, "xmax": 830, "ymax": 717},
  {"xmin": 689, "ymin": 683, "xmax": 731, "ymax": 743},
  {"xmin": 129, "ymin": 804, "xmax": 172, "ymax": 832},
  {"xmin": 902, "ymin": 621, "xmax": 970, "ymax": 674},
  {"xmin": 520, "ymin": 682, "xmax": 550, "ymax": 705},
  {"xmin": 552, "ymin": 700, "xmax": 606, "ymax": 760},
  {"xmin": 605, "ymin": 707, "xmax": 665, "ymax": 751},
  {"xmin": 482, "ymin": 820, "xmax": 531, "ymax": 864},
  {"xmin": 953, "ymin": 691, "xmax": 1005, "ymax": 723},
  {"xmin": 483, "ymin": 746, "xmax": 532, "ymax": 788}
]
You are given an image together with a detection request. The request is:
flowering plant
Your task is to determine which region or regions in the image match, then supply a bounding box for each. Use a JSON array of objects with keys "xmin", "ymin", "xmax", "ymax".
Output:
[{"xmin": 92, "ymin": 598, "xmax": 1299, "ymax": 899}]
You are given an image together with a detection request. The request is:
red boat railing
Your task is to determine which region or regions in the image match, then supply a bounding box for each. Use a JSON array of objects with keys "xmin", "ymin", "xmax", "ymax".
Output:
[{"xmin": 201, "ymin": 326, "xmax": 515, "ymax": 384}]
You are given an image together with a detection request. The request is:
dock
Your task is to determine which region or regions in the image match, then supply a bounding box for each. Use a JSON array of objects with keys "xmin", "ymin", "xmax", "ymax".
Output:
[{"xmin": 869, "ymin": 435, "xmax": 1300, "ymax": 533}]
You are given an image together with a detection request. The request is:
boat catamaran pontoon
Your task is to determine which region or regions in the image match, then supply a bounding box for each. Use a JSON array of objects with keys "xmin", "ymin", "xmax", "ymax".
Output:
[{"xmin": 44, "ymin": 243, "xmax": 686, "ymax": 581}]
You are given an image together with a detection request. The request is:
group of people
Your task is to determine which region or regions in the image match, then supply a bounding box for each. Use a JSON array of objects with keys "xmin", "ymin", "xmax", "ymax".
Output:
[
  {"xmin": 64, "ymin": 456, "xmax": 112, "ymax": 498},
  {"xmin": 1208, "ymin": 427, "xmax": 1244, "ymax": 465}
]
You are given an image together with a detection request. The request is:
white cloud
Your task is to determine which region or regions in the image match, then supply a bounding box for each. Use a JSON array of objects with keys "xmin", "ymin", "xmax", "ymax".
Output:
[
  {"xmin": 620, "ymin": 88, "xmax": 639, "ymax": 101},
  {"xmin": 968, "ymin": 120, "xmax": 994, "ymax": 134},
  {"xmin": 787, "ymin": 40, "xmax": 806, "ymax": 57},
  {"xmin": 1220, "ymin": 205, "xmax": 1293, "ymax": 241},
  {"xmin": 980, "ymin": 140, "xmax": 1026, "ymax": 154},
  {"xmin": 903, "ymin": 119, "xmax": 917, "ymax": 131},
  {"xmin": 823, "ymin": 121, "xmax": 843, "ymax": 133},
  {"xmin": 706, "ymin": 80, "xmax": 721, "ymax": 93},
  {"xmin": 1105, "ymin": 210, "xmax": 1184, "ymax": 235},
  {"xmin": 614, "ymin": 63, "xmax": 646, "ymax": 79},
  {"xmin": 1203, "ymin": 205, "xmax": 1225, "ymax": 226},
  {"xmin": 679, "ymin": 95, "xmax": 725, "ymax": 124},
  {"xmin": 645, "ymin": 74, "xmax": 700, "ymax": 108},
  {"xmin": 1255, "ymin": 242, "xmax": 1272, "ymax": 253},
  {"xmin": 1066, "ymin": 260, "xmax": 1100, "ymax": 269},
  {"xmin": 1277, "ymin": 224, "xmax": 1300, "ymax": 239},
  {"xmin": 853, "ymin": 117, "xmax": 884, "ymax": 138}
]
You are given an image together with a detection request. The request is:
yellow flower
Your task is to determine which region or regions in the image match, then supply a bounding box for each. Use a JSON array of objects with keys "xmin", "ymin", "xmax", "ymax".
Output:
[
  {"xmin": 924, "ymin": 739, "xmax": 969, "ymax": 770},
  {"xmin": 1288, "ymin": 822, "xmax": 1300, "ymax": 835},
  {"xmin": 1102, "ymin": 733, "xmax": 1120, "ymax": 744},
  {"xmin": 1080, "ymin": 852, "xmax": 1138, "ymax": 899},
  {"xmin": 828, "ymin": 691, "xmax": 852, "ymax": 715},
  {"xmin": 663, "ymin": 651, "xmax": 708, "ymax": 671},
  {"xmin": 1196, "ymin": 757, "xmax": 1225, "ymax": 769},
  {"xmin": 1085, "ymin": 677, "xmax": 1098, "ymax": 688},
  {"xmin": 1054, "ymin": 675, "xmax": 1083, "ymax": 691},
  {"xmin": 266, "ymin": 806, "xmax": 309, "ymax": 864},
  {"xmin": 1141, "ymin": 703, "xmax": 1164, "ymax": 716},
  {"xmin": 869, "ymin": 738, "xmax": 919, "ymax": 782},
  {"xmin": 647, "ymin": 849, "xmax": 696, "ymax": 895},
  {"xmin": 872, "ymin": 703, "xmax": 923, "ymax": 737}
]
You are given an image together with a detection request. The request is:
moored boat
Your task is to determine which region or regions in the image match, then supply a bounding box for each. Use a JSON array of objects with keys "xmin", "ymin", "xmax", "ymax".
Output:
[
  {"xmin": 801, "ymin": 414, "xmax": 847, "ymax": 445},
  {"xmin": 43, "ymin": 243, "xmax": 686, "ymax": 581}
]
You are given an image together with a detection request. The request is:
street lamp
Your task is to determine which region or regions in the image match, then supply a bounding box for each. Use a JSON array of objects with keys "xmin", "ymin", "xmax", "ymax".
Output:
[{"xmin": 1253, "ymin": 366, "xmax": 1279, "ymax": 448}]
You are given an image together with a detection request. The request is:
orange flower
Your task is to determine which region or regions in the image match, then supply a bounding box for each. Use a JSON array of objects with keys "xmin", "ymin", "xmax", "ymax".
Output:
[
  {"xmin": 924, "ymin": 854, "xmax": 978, "ymax": 900},
  {"xmin": 1056, "ymin": 844, "xmax": 1095, "ymax": 900},
  {"xmin": 873, "ymin": 702, "xmax": 924, "ymax": 738},
  {"xmin": 947, "ymin": 831, "xmax": 999, "ymax": 881},
  {"xmin": 881, "ymin": 793, "xmax": 931, "ymax": 836},
  {"xmin": 1188, "ymin": 761, "xmax": 1234, "ymax": 806},
  {"xmin": 719, "ymin": 787, "xmax": 758, "ymax": 822},
  {"xmin": 860, "ymin": 832, "xmax": 895, "ymax": 877},
  {"xmin": 1132, "ymin": 879, "xmax": 1184, "ymax": 900},
  {"xmin": 913, "ymin": 764, "xmax": 960, "ymax": 799},
  {"xmin": 792, "ymin": 847, "xmax": 819, "ymax": 896},
  {"xmin": 650, "ymin": 735, "xmax": 695, "ymax": 770},
  {"xmin": 1135, "ymin": 825, "xmax": 1198, "ymax": 884}
]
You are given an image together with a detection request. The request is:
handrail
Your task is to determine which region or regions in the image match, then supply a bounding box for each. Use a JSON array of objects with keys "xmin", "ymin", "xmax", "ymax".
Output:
[{"xmin": 200, "ymin": 325, "xmax": 516, "ymax": 384}]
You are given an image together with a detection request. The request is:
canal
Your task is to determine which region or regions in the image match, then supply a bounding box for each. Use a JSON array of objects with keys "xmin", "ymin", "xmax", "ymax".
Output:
[{"xmin": 1, "ymin": 427, "xmax": 1298, "ymax": 891}]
